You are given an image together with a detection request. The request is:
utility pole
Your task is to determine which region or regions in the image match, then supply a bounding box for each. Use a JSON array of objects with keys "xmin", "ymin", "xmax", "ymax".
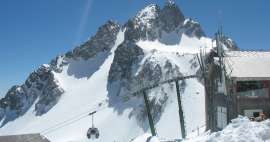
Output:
[
  {"xmin": 143, "ymin": 90, "xmax": 157, "ymax": 136},
  {"xmin": 175, "ymin": 80, "xmax": 186, "ymax": 139}
]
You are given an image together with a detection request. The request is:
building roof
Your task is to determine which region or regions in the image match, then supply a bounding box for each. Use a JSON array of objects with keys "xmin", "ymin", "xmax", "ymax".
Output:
[
  {"xmin": 0, "ymin": 133, "xmax": 50, "ymax": 142},
  {"xmin": 223, "ymin": 51, "xmax": 270, "ymax": 80}
]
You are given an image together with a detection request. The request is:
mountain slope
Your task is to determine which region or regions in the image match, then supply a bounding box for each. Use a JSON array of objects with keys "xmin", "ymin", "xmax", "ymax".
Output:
[{"xmin": 0, "ymin": 2, "xmax": 237, "ymax": 142}]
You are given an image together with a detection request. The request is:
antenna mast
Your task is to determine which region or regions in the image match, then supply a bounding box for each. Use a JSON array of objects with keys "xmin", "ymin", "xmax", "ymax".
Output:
[{"xmin": 216, "ymin": 26, "xmax": 228, "ymax": 96}]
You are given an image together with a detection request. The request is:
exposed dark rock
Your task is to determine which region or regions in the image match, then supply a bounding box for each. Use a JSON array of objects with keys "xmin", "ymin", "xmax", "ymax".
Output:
[
  {"xmin": 71, "ymin": 20, "xmax": 120, "ymax": 60},
  {"xmin": 49, "ymin": 55, "xmax": 67, "ymax": 73},
  {"xmin": 160, "ymin": 1, "xmax": 185, "ymax": 33},
  {"xmin": 222, "ymin": 36, "xmax": 239, "ymax": 50},
  {"xmin": 138, "ymin": 60, "xmax": 163, "ymax": 84},
  {"xmin": 183, "ymin": 18, "xmax": 206, "ymax": 38},
  {"xmin": 109, "ymin": 41, "xmax": 144, "ymax": 82},
  {"xmin": 124, "ymin": 2, "xmax": 205, "ymax": 46},
  {"xmin": 0, "ymin": 64, "xmax": 64, "ymax": 124},
  {"xmin": 49, "ymin": 20, "xmax": 121, "ymax": 73},
  {"xmin": 124, "ymin": 4, "xmax": 161, "ymax": 42}
]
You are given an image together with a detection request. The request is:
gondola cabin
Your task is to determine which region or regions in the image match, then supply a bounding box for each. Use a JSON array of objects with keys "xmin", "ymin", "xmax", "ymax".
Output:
[
  {"xmin": 87, "ymin": 111, "xmax": 100, "ymax": 139},
  {"xmin": 87, "ymin": 127, "xmax": 99, "ymax": 139}
]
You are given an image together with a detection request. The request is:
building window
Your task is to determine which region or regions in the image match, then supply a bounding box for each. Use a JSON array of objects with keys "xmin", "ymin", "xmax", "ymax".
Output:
[
  {"xmin": 236, "ymin": 81, "xmax": 269, "ymax": 97},
  {"xmin": 217, "ymin": 106, "xmax": 227, "ymax": 129},
  {"xmin": 237, "ymin": 81, "xmax": 264, "ymax": 92}
]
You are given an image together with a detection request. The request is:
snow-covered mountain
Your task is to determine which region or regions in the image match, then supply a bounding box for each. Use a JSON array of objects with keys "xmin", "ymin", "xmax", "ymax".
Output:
[{"xmin": 0, "ymin": 1, "xmax": 237, "ymax": 142}]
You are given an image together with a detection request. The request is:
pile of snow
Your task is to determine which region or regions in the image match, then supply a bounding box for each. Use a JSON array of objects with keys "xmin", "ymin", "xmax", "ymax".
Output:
[
  {"xmin": 185, "ymin": 116, "xmax": 270, "ymax": 142},
  {"xmin": 134, "ymin": 117, "xmax": 270, "ymax": 142}
]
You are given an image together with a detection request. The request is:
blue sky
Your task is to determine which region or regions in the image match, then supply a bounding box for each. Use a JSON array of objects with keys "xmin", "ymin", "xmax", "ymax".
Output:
[{"xmin": 0, "ymin": 0, "xmax": 269, "ymax": 97}]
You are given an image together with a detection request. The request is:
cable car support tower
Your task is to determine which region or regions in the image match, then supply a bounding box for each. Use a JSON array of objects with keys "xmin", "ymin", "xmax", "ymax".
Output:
[{"xmin": 132, "ymin": 75, "xmax": 198, "ymax": 139}]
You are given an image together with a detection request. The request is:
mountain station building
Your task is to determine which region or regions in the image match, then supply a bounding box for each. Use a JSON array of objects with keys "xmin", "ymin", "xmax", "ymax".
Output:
[{"xmin": 205, "ymin": 50, "xmax": 270, "ymax": 131}]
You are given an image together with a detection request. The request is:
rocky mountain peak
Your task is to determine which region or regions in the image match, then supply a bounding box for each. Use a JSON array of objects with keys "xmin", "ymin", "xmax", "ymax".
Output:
[
  {"xmin": 222, "ymin": 36, "xmax": 239, "ymax": 50},
  {"xmin": 0, "ymin": 64, "xmax": 64, "ymax": 125},
  {"xmin": 160, "ymin": 0, "xmax": 185, "ymax": 32},
  {"xmin": 182, "ymin": 18, "xmax": 206, "ymax": 38},
  {"xmin": 124, "ymin": 2, "xmax": 190, "ymax": 42},
  {"xmin": 66, "ymin": 20, "xmax": 120, "ymax": 60},
  {"xmin": 165, "ymin": 0, "xmax": 176, "ymax": 6},
  {"xmin": 134, "ymin": 4, "xmax": 160, "ymax": 28}
]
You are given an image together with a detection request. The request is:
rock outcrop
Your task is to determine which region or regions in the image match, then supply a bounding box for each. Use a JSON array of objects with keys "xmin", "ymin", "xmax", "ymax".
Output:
[{"xmin": 0, "ymin": 64, "xmax": 64, "ymax": 125}]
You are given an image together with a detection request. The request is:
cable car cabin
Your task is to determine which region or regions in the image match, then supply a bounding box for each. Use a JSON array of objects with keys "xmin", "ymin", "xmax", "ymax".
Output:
[
  {"xmin": 205, "ymin": 50, "xmax": 270, "ymax": 131},
  {"xmin": 87, "ymin": 127, "xmax": 99, "ymax": 139},
  {"xmin": 87, "ymin": 111, "xmax": 99, "ymax": 139}
]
